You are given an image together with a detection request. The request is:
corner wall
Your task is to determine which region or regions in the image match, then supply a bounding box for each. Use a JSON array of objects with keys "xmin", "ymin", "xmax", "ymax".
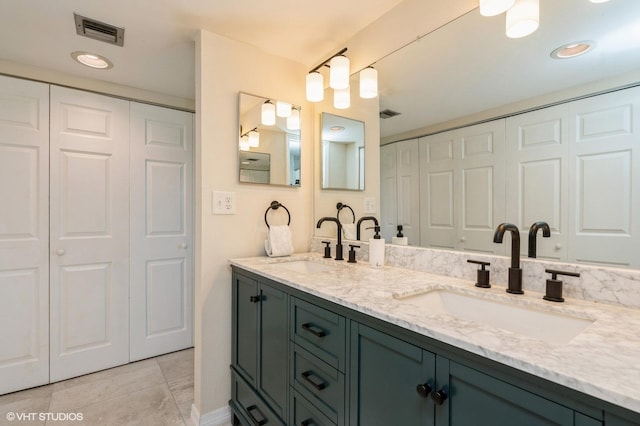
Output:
[{"xmin": 195, "ymin": 30, "xmax": 312, "ymax": 416}]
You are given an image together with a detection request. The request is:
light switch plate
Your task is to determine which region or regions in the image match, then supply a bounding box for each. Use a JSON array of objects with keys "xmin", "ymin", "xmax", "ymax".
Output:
[
  {"xmin": 364, "ymin": 197, "xmax": 376, "ymax": 214},
  {"xmin": 212, "ymin": 191, "xmax": 236, "ymax": 214}
]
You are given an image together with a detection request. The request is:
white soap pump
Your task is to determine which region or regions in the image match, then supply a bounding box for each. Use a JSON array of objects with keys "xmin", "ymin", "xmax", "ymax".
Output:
[{"xmin": 368, "ymin": 226, "xmax": 385, "ymax": 269}]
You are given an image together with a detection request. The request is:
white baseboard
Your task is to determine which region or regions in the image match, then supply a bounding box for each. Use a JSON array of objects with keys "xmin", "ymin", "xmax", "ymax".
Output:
[{"xmin": 190, "ymin": 403, "xmax": 232, "ymax": 426}]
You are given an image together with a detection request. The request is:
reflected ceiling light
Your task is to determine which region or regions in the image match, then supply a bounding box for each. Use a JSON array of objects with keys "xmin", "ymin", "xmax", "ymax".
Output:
[
  {"xmin": 287, "ymin": 107, "xmax": 300, "ymax": 130},
  {"xmin": 329, "ymin": 55, "xmax": 350, "ymax": 90},
  {"xmin": 239, "ymin": 135, "xmax": 250, "ymax": 151},
  {"xmin": 329, "ymin": 126, "xmax": 345, "ymax": 132},
  {"xmin": 261, "ymin": 100, "xmax": 276, "ymax": 125},
  {"xmin": 589, "ymin": 0, "xmax": 610, "ymax": 2},
  {"xmin": 479, "ymin": 0, "xmax": 515, "ymax": 16},
  {"xmin": 248, "ymin": 130, "xmax": 260, "ymax": 147},
  {"xmin": 334, "ymin": 87, "xmax": 350, "ymax": 109},
  {"xmin": 71, "ymin": 51, "xmax": 113, "ymax": 69},
  {"xmin": 550, "ymin": 41, "xmax": 595, "ymax": 59},
  {"xmin": 276, "ymin": 101, "xmax": 292, "ymax": 118},
  {"xmin": 306, "ymin": 71, "xmax": 324, "ymax": 102},
  {"xmin": 506, "ymin": 0, "xmax": 539, "ymax": 38},
  {"xmin": 359, "ymin": 66, "xmax": 378, "ymax": 99}
]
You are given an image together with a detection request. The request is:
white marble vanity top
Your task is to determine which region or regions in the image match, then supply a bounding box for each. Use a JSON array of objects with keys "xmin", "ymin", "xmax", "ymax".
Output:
[{"xmin": 230, "ymin": 253, "xmax": 640, "ymax": 414}]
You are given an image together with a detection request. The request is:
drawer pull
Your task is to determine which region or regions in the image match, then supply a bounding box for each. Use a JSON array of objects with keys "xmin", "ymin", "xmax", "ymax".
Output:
[
  {"xmin": 250, "ymin": 295, "xmax": 264, "ymax": 303},
  {"xmin": 301, "ymin": 322, "xmax": 327, "ymax": 338},
  {"xmin": 301, "ymin": 370, "xmax": 327, "ymax": 391},
  {"xmin": 246, "ymin": 404, "xmax": 268, "ymax": 425},
  {"xmin": 301, "ymin": 420, "xmax": 315, "ymax": 426}
]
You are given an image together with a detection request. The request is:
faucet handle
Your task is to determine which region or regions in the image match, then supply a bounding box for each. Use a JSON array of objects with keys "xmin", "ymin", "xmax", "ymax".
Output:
[
  {"xmin": 543, "ymin": 269, "xmax": 580, "ymax": 302},
  {"xmin": 348, "ymin": 244, "xmax": 360, "ymax": 263},
  {"xmin": 322, "ymin": 241, "xmax": 331, "ymax": 259},
  {"xmin": 467, "ymin": 259, "xmax": 491, "ymax": 288}
]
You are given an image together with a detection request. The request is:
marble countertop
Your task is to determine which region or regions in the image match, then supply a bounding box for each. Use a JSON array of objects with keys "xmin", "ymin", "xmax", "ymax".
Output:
[{"xmin": 230, "ymin": 253, "xmax": 640, "ymax": 414}]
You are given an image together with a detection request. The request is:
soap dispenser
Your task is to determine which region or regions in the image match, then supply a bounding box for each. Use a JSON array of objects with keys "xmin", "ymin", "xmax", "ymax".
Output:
[
  {"xmin": 392, "ymin": 225, "xmax": 408, "ymax": 245},
  {"xmin": 368, "ymin": 226, "xmax": 385, "ymax": 269}
]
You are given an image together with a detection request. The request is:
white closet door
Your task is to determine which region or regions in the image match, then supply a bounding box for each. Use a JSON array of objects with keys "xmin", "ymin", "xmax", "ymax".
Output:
[
  {"xmin": 396, "ymin": 139, "xmax": 420, "ymax": 245},
  {"xmin": 568, "ymin": 87, "xmax": 640, "ymax": 268},
  {"xmin": 0, "ymin": 76, "xmax": 49, "ymax": 394},
  {"xmin": 505, "ymin": 104, "xmax": 569, "ymax": 261},
  {"xmin": 380, "ymin": 143, "xmax": 398, "ymax": 242},
  {"xmin": 129, "ymin": 103, "xmax": 193, "ymax": 361},
  {"xmin": 49, "ymin": 86, "xmax": 130, "ymax": 382}
]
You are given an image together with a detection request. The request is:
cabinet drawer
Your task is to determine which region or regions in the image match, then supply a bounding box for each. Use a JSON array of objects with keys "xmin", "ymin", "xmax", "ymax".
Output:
[
  {"xmin": 231, "ymin": 368, "xmax": 285, "ymax": 426},
  {"xmin": 291, "ymin": 297, "xmax": 346, "ymax": 371},
  {"xmin": 291, "ymin": 345, "xmax": 345, "ymax": 425},
  {"xmin": 291, "ymin": 388, "xmax": 336, "ymax": 426}
]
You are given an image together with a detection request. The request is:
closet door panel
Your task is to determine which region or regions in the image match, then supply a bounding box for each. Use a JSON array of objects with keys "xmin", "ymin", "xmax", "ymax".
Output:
[
  {"xmin": 380, "ymin": 144, "xmax": 398, "ymax": 242},
  {"xmin": 49, "ymin": 86, "xmax": 130, "ymax": 382},
  {"xmin": 0, "ymin": 76, "xmax": 49, "ymax": 395},
  {"xmin": 130, "ymin": 103, "xmax": 193, "ymax": 361}
]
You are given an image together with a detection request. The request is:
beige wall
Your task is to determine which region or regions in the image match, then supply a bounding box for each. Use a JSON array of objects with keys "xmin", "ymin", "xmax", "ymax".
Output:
[{"xmin": 195, "ymin": 29, "xmax": 313, "ymax": 415}]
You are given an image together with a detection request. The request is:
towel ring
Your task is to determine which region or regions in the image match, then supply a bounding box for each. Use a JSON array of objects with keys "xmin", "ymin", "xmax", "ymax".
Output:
[
  {"xmin": 264, "ymin": 201, "xmax": 291, "ymax": 229},
  {"xmin": 336, "ymin": 202, "xmax": 355, "ymax": 224}
]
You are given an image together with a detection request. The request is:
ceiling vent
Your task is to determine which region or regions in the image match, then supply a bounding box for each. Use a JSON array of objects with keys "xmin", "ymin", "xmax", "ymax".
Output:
[
  {"xmin": 74, "ymin": 13, "xmax": 125, "ymax": 46},
  {"xmin": 380, "ymin": 109, "xmax": 401, "ymax": 119}
]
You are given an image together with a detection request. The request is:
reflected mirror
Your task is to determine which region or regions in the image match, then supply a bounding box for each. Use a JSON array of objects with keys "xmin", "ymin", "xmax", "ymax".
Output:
[
  {"xmin": 238, "ymin": 92, "xmax": 301, "ymax": 186},
  {"xmin": 321, "ymin": 113, "xmax": 365, "ymax": 190},
  {"xmin": 375, "ymin": 0, "xmax": 640, "ymax": 268}
]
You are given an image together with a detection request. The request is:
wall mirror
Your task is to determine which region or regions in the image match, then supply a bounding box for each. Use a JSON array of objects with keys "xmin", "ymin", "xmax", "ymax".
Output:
[
  {"xmin": 321, "ymin": 113, "xmax": 365, "ymax": 190},
  {"xmin": 238, "ymin": 92, "xmax": 301, "ymax": 186},
  {"xmin": 375, "ymin": 0, "xmax": 640, "ymax": 268}
]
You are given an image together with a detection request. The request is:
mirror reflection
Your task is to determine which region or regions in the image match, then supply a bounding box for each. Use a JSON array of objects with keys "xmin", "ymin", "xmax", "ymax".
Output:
[
  {"xmin": 238, "ymin": 92, "xmax": 301, "ymax": 186},
  {"xmin": 321, "ymin": 113, "xmax": 365, "ymax": 190},
  {"xmin": 375, "ymin": 0, "xmax": 640, "ymax": 269}
]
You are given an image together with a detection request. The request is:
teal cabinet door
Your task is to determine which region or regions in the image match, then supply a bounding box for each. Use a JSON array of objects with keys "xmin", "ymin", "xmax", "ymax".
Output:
[
  {"xmin": 349, "ymin": 323, "xmax": 435, "ymax": 426},
  {"xmin": 259, "ymin": 282, "xmax": 288, "ymax": 419},
  {"xmin": 435, "ymin": 358, "xmax": 575, "ymax": 426},
  {"xmin": 232, "ymin": 272, "xmax": 258, "ymax": 387}
]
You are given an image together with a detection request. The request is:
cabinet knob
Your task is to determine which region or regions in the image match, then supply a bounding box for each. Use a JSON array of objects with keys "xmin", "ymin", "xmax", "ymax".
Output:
[
  {"xmin": 416, "ymin": 383, "xmax": 432, "ymax": 398},
  {"xmin": 249, "ymin": 295, "xmax": 264, "ymax": 303},
  {"xmin": 56, "ymin": 248, "xmax": 66, "ymax": 256},
  {"xmin": 430, "ymin": 389, "xmax": 448, "ymax": 405}
]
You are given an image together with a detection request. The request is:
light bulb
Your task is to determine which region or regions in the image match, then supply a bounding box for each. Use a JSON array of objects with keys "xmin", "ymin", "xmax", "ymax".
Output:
[
  {"xmin": 359, "ymin": 67, "xmax": 378, "ymax": 99},
  {"xmin": 276, "ymin": 101, "xmax": 292, "ymax": 118},
  {"xmin": 306, "ymin": 71, "xmax": 324, "ymax": 102},
  {"xmin": 334, "ymin": 87, "xmax": 350, "ymax": 109},
  {"xmin": 261, "ymin": 101, "xmax": 276, "ymax": 125},
  {"xmin": 329, "ymin": 55, "xmax": 350, "ymax": 90},
  {"xmin": 479, "ymin": 0, "xmax": 515, "ymax": 16},
  {"xmin": 506, "ymin": 0, "xmax": 539, "ymax": 38},
  {"xmin": 287, "ymin": 108, "xmax": 300, "ymax": 130},
  {"xmin": 248, "ymin": 130, "xmax": 260, "ymax": 147}
]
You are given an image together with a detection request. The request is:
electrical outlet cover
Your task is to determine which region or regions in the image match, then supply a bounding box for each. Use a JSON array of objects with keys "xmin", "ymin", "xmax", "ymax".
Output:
[{"xmin": 212, "ymin": 191, "xmax": 236, "ymax": 214}]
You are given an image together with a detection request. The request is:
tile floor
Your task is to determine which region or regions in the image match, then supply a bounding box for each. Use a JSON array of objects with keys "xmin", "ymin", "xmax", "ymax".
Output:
[{"xmin": 0, "ymin": 348, "xmax": 194, "ymax": 426}]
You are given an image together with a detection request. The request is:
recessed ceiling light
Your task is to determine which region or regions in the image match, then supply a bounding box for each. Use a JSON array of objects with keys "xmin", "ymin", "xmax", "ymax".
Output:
[
  {"xmin": 329, "ymin": 126, "xmax": 345, "ymax": 132},
  {"xmin": 589, "ymin": 0, "xmax": 610, "ymax": 3},
  {"xmin": 550, "ymin": 41, "xmax": 595, "ymax": 59},
  {"xmin": 71, "ymin": 51, "xmax": 113, "ymax": 69}
]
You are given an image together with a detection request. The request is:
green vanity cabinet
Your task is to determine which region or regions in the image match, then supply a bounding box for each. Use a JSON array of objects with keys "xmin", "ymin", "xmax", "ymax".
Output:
[{"xmin": 231, "ymin": 270, "xmax": 289, "ymax": 425}]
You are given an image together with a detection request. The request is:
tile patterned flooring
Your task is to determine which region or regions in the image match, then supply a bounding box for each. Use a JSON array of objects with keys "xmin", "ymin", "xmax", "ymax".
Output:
[{"xmin": 0, "ymin": 348, "xmax": 194, "ymax": 426}]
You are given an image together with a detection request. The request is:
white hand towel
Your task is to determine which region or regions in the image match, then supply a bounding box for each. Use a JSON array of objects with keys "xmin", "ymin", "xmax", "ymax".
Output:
[
  {"xmin": 342, "ymin": 223, "xmax": 356, "ymax": 240},
  {"xmin": 265, "ymin": 225, "xmax": 294, "ymax": 257}
]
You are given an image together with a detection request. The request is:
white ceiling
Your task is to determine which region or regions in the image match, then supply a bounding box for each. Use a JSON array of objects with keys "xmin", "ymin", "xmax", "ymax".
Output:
[{"xmin": 0, "ymin": 0, "xmax": 403, "ymax": 101}]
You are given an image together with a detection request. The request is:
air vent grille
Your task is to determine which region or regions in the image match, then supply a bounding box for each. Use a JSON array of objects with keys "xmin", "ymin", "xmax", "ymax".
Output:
[
  {"xmin": 380, "ymin": 109, "xmax": 401, "ymax": 119},
  {"xmin": 74, "ymin": 13, "xmax": 124, "ymax": 46}
]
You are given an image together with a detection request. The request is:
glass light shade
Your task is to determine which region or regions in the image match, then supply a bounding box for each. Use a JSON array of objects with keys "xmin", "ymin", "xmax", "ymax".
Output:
[
  {"xmin": 248, "ymin": 130, "xmax": 260, "ymax": 147},
  {"xmin": 359, "ymin": 67, "xmax": 378, "ymax": 99},
  {"xmin": 239, "ymin": 135, "xmax": 250, "ymax": 151},
  {"xmin": 334, "ymin": 87, "xmax": 350, "ymax": 109},
  {"xmin": 261, "ymin": 101, "xmax": 276, "ymax": 125},
  {"xmin": 506, "ymin": 0, "xmax": 539, "ymax": 38},
  {"xmin": 306, "ymin": 72, "xmax": 324, "ymax": 102},
  {"xmin": 287, "ymin": 108, "xmax": 300, "ymax": 130},
  {"xmin": 276, "ymin": 101, "xmax": 292, "ymax": 117},
  {"xmin": 479, "ymin": 0, "xmax": 515, "ymax": 16},
  {"xmin": 329, "ymin": 55, "xmax": 350, "ymax": 90}
]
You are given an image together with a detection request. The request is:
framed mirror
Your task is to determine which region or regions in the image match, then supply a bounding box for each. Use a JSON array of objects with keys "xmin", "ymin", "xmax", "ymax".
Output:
[
  {"xmin": 321, "ymin": 113, "xmax": 365, "ymax": 190},
  {"xmin": 238, "ymin": 92, "xmax": 301, "ymax": 186}
]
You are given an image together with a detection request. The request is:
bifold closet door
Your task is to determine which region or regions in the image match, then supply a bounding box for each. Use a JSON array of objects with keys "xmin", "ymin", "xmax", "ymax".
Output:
[
  {"xmin": 49, "ymin": 86, "xmax": 130, "ymax": 382},
  {"xmin": 129, "ymin": 103, "xmax": 193, "ymax": 361},
  {"xmin": 0, "ymin": 76, "xmax": 50, "ymax": 394}
]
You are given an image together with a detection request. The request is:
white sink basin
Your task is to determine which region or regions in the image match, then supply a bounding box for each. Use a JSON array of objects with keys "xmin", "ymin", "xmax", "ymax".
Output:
[
  {"xmin": 394, "ymin": 289, "xmax": 594, "ymax": 345},
  {"xmin": 270, "ymin": 260, "xmax": 336, "ymax": 274}
]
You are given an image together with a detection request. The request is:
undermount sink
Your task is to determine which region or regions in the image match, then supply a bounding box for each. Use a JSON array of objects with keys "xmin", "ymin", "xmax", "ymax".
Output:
[
  {"xmin": 270, "ymin": 259, "xmax": 336, "ymax": 274},
  {"xmin": 394, "ymin": 289, "xmax": 594, "ymax": 345}
]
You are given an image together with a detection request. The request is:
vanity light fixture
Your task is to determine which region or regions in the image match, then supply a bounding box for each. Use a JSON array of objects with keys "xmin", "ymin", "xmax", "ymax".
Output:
[
  {"xmin": 276, "ymin": 101, "xmax": 292, "ymax": 118},
  {"xmin": 506, "ymin": 0, "xmax": 539, "ymax": 38},
  {"xmin": 287, "ymin": 107, "xmax": 300, "ymax": 130},
  {"xmin": 551, "ymin": 41, "xmax": 595, "ymax": 59},
  {"xmin": 334, "ymin": 87, "xmax": 350, "ymax": 109},
  {"xmin": 240, "ymin": 127, "xmax": 260, "ymax": 148},
  {"xmin": 239, "ymin": 135, "xmax": 250, "ymax": 151},
  {"xmin": 359, "ymin": 66, "xmax": 378, "ymax": 99},
  {"xmin": 329, "ymin": 55, "xmax": 350, "ymax": 90},
  {"xmin": 71, "ymin": 51, "xmax": 113, "ymax": 69},
  {"xmin": 261, "ymin": 100, "xmax": 276, "ymax": 126},
  {"xmin": 306, "ymin": 71, "xmax": 324, "ymax": 102},
  {"xmin": 479, "ymin": 0, "xmax": 515, "ymax": 16}
]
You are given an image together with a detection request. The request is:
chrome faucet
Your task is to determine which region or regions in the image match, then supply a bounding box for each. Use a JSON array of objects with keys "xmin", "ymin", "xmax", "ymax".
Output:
[
  {"xmin": 356, "ymin": 216, "xmax": 379, "ymax": 240},
  {"xmin": 528, "ymin": 221, "xmax": 550, "ymax": 258},
  {"xmin": 317, "ymin": 217, "xmax": 343, "ymax": 260},
  {"xmin": 493, "ymin": 223, "xmax": 523, "ymax": 294}
]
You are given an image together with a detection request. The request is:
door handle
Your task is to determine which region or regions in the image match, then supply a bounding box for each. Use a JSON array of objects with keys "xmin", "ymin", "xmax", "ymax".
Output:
[
  {"xmin": 179, "ymin": 243, "xmax": 188, "ymax": 249},
  {"xmin": 56, "ymin": 248, "xmax": 66, "ymax": 256}
]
